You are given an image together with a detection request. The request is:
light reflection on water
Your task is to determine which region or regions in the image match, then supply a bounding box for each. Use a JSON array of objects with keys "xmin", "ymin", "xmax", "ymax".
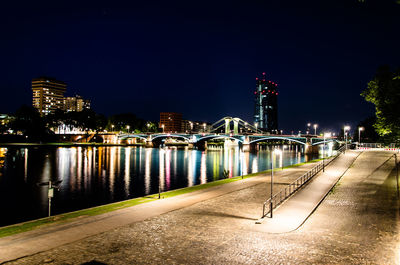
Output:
[{"xmin": 0, "ymin": 145, "xmax": 328, "ymax": 226}]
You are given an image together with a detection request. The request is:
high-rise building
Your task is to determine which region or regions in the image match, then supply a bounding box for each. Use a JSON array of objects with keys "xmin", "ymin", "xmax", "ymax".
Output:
[
  {"xmin": 254, "ymin": 72, "xmax": 278, "ymax": 132},
  {"xmin": 64, "ymin": 95, "xmax": 91, "ymax": 112},
  {"xmin": 32, "ymin": 77, "xmax": 67, "ymax": 116},
  {"xmin": 160, "ymin": 112, "xmax": 183, "ymax": 133}
]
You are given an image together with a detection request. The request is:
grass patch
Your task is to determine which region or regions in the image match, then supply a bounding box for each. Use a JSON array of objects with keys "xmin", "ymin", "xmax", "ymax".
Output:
[
  {"xmin": 0, "ymin": 197, "xmax": 155, "ymax": 238},
  {"xmin": 0, "ymin": 157, "xmax": 323, "ymax": 238},
  {"xmin": 329, "ymin": 182, "xmax": 341, "ymax": 195}
]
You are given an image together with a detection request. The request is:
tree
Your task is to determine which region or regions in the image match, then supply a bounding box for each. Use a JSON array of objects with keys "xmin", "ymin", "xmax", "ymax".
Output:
[
  {"xmin": 361, "ymin": 66, "xmax": 400, "ymax": 142},
  {"xmin": 352, "ymin": 117, "xmax": 379, "ymax": 143},
  {"xmin": 107, "ymin": 113, "xmax": 146, "ymax": 133},
  {"xmin": 10, "ymin": 105, "xmax": 51, "ymax": 141}
]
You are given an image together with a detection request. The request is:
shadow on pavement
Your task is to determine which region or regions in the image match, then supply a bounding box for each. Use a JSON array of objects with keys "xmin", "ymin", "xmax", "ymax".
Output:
[{"xmin": 192, "ymin": 210, "xmax": 257, "ymax": 221}]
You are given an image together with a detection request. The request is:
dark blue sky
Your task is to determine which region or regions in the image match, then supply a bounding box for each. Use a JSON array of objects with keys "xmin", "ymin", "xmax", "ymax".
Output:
[{"xmin": 1, "ymin": 0, "xmax": 399, "ymax": 134}]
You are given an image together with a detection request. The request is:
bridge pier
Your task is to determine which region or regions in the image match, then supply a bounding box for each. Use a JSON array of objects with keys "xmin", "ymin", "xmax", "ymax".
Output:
[
  {"xmin": 242, "ymin": 136, "xmax": 252, "ymax": 152},
  {"xmin": 145, "ymin": 140, "xmax": 154, "ymax": 148},
  {"xmin": 196, "ymin": 141, "xmax": 208, "ymax": 151},
  {"xmin": 305, "ymin": 144, "xmax": 319, "ymax": 155}
]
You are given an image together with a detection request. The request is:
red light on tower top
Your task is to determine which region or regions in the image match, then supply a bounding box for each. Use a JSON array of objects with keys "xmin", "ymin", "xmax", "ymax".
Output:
[{"xmin": 262, "ymin": 72, "xmax": 266, "ymax": 75}]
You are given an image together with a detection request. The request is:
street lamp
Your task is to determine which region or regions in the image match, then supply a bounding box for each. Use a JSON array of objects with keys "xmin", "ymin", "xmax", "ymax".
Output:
[
  {"xmin": 111, "ymin": 124, "xmax": 114, "ymax": 132},
  {"xmin": 161, "ymin": 124, "xmax": 165, "ymax": 133},
  {"xmin": 358, "ymin": 127, "xmax": 364, "ymax": 147},
  {"xmin": 127, "ymin": 125, "xmax": 130, "ymax": 134},
  {"xmin": 323, "ymin": 132, "xmax": 332, "ymax": 172},
  {"xmin": 255, "ymin": 122, "xmax": 258, "ymax": 133},
  {"xmin": 313, "ymin": 124, "xmax": 318, "ymax": 135},
  {"xmin": 203, "ymin": 123, "xmax": 207, "ymax": 133},
  {"xmin": 270, "ymin": 148, "xmax": 282, "ymax": 218},
  {"xmin": 344, "ymin": 126, "xmax": 350, "ymax": 151}
]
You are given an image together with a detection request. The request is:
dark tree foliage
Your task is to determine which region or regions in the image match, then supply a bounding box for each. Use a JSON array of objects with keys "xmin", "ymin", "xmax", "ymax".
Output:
[
  {"xmin": 7, "ymin": 105, "xmax": 153, "ymax": 141},
  {"xmin": 361, "ymin": 66, "xmax": 400, "ymax": 142},
  {"xmin": 352, "ymin": 116, "xmax": 379, "ymax": 143},
  {"xmin": 10, "ymin": 105, "xmax": 52, "ymax": 140},
  {"xmin": 107, "ymin": 113, "xmax": 146, "ymax": 133}
]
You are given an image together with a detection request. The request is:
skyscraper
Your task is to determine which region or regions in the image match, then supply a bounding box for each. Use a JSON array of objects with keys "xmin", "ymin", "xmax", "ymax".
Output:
[
  {"xmin": 32, "ymin": 77, "xmax": 67, "ymax": 116},
  {"xmin": 254, "ymin": 72, "xmax": 278, "ymax": 132}
]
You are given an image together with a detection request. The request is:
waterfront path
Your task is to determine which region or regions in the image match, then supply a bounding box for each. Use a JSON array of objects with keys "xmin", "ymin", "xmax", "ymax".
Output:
[{"xmin": 1, "ymin": 150, "xmax": 399, "ymax": 264}]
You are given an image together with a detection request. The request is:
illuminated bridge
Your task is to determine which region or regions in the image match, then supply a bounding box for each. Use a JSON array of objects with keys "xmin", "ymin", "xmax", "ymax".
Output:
[{"xmin": 116, "ymin": 117, "xmax": 338, "ymax": 153}]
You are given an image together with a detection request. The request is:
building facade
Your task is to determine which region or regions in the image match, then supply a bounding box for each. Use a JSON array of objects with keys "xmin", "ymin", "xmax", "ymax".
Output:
[
  {"xmin": 32, "ymin": 77, "xmax": 67, "ymax": 116},
  {"xmin": 160, "ymin": 112, "xmax": 183, "ymax": 133},
  {"xmin": 64, "ymin": 95, "xmax": 91, "ymax": 112},
  {"xmin": 254, "ymin": 72, "xmax": 278, "ymax": 132}
]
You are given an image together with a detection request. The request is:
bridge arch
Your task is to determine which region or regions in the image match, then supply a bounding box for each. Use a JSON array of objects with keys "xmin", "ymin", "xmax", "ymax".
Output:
[
  {"xmin": 151, "ymin": 134, "xmax": 191, "ymax": 142},
  {"xmin": 249, "ymin": 137, "xmax": 307, "ymax": 146},
  {"xmin": 311, "ymin": 139, "xmax": 338, "ymax": 146},
  {"xmin": 118, "ymin": 134, "xmax": 148, "ymax": 141},
  {"xmin": 195, "ymin": 135, "xmax": 244, "ymax": 143}
]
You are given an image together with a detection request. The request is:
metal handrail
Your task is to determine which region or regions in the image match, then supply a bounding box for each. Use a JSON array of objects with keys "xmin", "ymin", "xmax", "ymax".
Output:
[{"xmin": 261, "ymin": 145, "xmax": 346, "ymax": 219}]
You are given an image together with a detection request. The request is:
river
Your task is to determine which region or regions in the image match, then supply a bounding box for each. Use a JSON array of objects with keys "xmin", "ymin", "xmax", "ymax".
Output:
[{"xmin": 0, "ymin": 145, "xmax": 327, "ymax": 227}]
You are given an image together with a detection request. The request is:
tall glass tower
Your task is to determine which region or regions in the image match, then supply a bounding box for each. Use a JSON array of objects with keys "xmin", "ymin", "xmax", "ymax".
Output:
[{"xmin": 253, "ymin": 72, "xmax": 278, "ymax": 132}]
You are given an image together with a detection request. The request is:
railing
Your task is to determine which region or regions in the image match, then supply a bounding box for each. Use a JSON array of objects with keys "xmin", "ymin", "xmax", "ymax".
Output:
[
  {"xmin": 260, "ymin": 145, "xmax": 346, "ymax": 219},
  {"xmin": 359, "ymin": 143, "xmax": 385, "ymax": 148}
]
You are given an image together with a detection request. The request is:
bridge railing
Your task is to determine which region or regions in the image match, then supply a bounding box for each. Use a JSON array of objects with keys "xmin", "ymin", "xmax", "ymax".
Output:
[{"xmin": 260, "ymin": 145, "xmax": 346, "ymax": 219}]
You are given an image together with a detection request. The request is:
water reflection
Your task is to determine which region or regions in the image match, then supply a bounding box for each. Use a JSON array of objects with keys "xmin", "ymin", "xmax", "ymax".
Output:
[{"xmin": 0, "ymin": 145, "xmax": 323, "ymax": 226}]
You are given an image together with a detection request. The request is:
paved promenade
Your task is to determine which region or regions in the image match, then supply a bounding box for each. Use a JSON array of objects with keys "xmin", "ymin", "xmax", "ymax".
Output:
[{"xmin": 1, "ymin": 150, "xmax": 399, "ymax": 264}]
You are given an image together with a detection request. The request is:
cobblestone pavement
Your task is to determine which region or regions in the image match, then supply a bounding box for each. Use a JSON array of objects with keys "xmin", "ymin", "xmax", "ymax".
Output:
[{"xmin": 5, "ymin": 151, "xmax": 400, "ymax": 265}]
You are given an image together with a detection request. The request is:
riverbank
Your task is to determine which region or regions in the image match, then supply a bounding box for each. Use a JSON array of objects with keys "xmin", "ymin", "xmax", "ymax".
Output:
[{"xmin": 0, "ymin": 157, "xmax": 323, "ymax": 238}]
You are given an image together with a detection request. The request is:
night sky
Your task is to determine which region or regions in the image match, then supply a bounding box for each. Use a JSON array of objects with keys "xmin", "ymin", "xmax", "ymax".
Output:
[{"xmin": 1, "ymin": 0, "xmax": 399, "ymax": 134}]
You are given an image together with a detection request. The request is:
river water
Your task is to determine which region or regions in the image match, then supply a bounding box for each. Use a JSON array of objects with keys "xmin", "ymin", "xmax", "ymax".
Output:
[{"xmin": 0, "ymin": 145, "xmax": 325, "ymax": 227}]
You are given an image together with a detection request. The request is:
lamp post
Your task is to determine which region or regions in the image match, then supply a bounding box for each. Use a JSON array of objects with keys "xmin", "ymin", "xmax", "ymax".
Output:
[
  {"xmin": 270, "ymin": 149, "xmax": 274, "ymax": 218},
  {"xmin": 358, "ymin": 127, "xmax": 364, "ymax": 147},
  {"xmin": 323, "ymin": 132, "xmax": 331, "ymax": 172},
  {"xmin": 203, "ymin": 123, "xmax": 207, "ymax": 133},
  {"xmin": 344, "ymin": 126, "xmax": 350, "ymax": 152},
  {"xmin": 313, "ymin": 124, "xmax": 318, "ymax": 135},
  {"xmin": 161, "ymin": 124, "xmax": 165, "ymax": 133},
  {"xmin": 255, "ymin": 122, "xmax": 258, "ymax": 133},
  {"xmin": 126, "ymin": 125, "xmax": 130, "ymax": 134}
]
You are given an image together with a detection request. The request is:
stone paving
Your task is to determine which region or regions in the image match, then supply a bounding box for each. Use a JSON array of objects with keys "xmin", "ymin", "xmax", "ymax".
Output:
[{"xmin": 4, "ymin": 151, "xmax": 400, "ymax": 265}]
